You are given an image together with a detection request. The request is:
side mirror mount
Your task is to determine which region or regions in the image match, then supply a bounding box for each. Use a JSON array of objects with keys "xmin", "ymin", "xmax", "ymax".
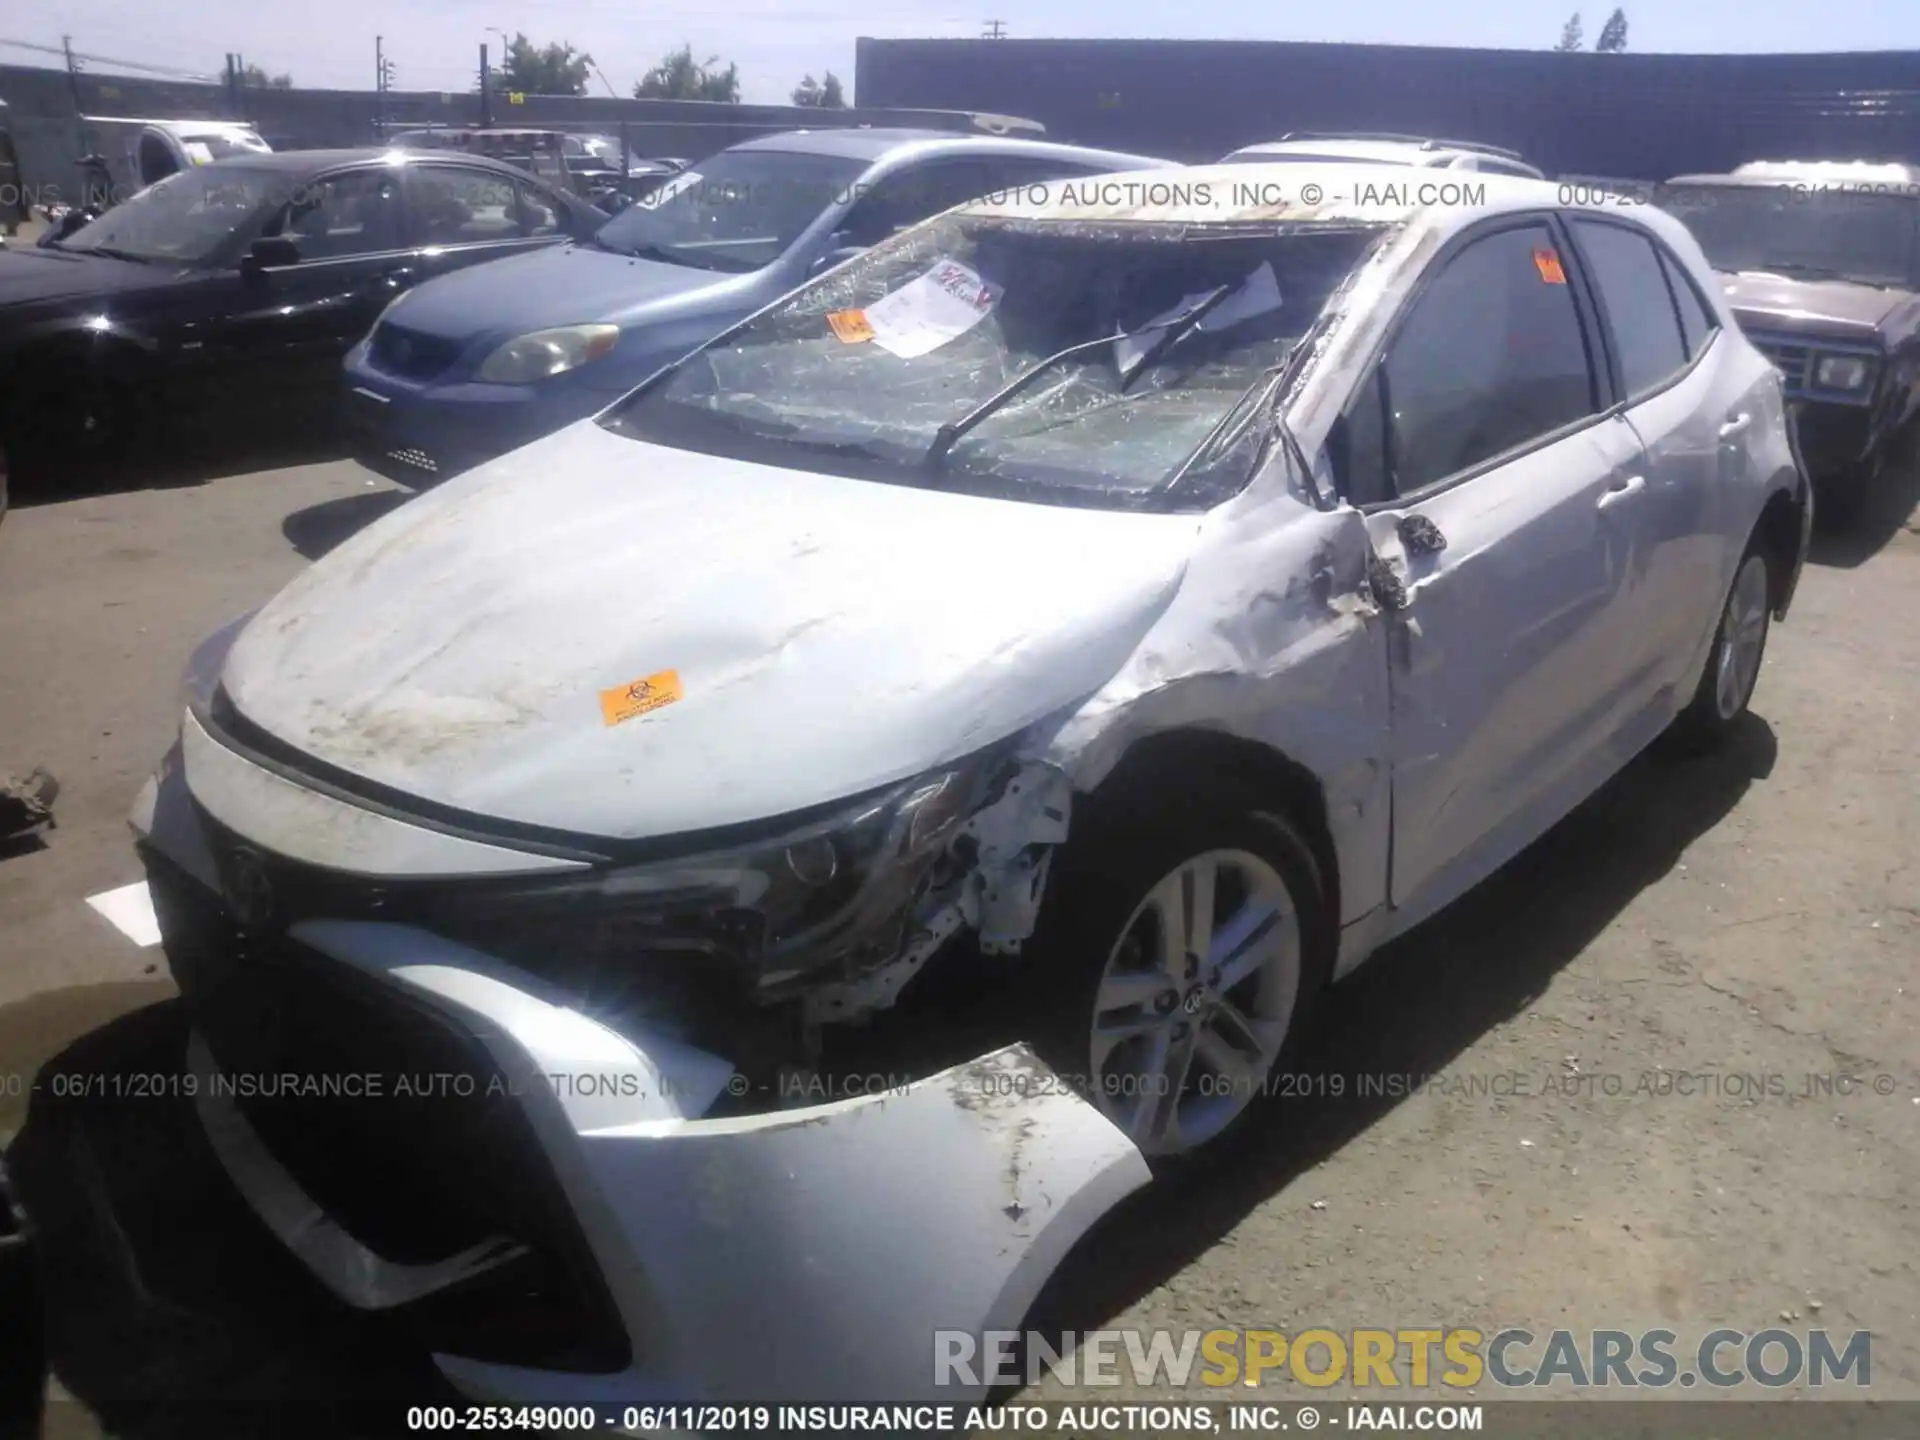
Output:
[{"xmin": 242, "ymin": 234, "xmax": 301, "ymax": 276}]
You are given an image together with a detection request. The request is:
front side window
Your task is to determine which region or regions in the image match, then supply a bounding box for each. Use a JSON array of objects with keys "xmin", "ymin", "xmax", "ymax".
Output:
[
  {"xmin": 1657, "ymin": 183, "xmax": 1920, "ymax": 288},
  {"xmin": 1378, "ymin": 222, "xmax": 1598, "ymax": 494},
  {"xmin": 590, "ymin": 148, "xmax": 869, "ymax": 273},
  {"xmin": 1570, "ymin": 218, "xmax": 1688, "ymax": 398},
  {"xmin": 266, "ymin": 169, "xmax": 404, "ymax": 259},
  {"xmin": 602, "ymin": 214, "xmax": 1381, "ymax": 512}
]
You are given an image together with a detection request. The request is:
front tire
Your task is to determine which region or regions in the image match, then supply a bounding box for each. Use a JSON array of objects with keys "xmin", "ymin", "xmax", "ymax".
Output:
[
  {"xmin": 1031, "ymin": 794, "xmax": 1333, "ymax": 1162},
  {"xmin": 1673, "ymin": 546, "xmax": 1773, "ymax": 747}
]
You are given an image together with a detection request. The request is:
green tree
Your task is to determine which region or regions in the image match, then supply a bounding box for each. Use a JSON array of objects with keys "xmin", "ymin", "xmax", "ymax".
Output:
[
  {"xmin": 1553, "ymin": 13, "xmax": 1584, "ymax": 51},
  {"xmin": 240, "ymin": 62, "xmax": 293, "ymax": 87},
  {"xmin": 1595, "ymin": 8, "xmax": 1629, "ymax": 51},
  {"xmin": 791, "ymin": 71, "xmax": 847, "ymax": 108},
  {"xmin": 500, "ymin": 34, "xmax": 593, "ymax": 96},
  {"xmin": 634, "ymin": 45, "xmax": 741, "ymax": 102}
]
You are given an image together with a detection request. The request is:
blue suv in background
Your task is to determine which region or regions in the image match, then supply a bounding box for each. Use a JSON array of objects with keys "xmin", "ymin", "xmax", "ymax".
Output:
[{"xmin": 342, "ymin": 128, "xmax": 1172, "ymax": 484}]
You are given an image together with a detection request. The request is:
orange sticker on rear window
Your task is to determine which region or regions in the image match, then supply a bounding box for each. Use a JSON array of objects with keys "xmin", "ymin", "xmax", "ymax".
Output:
[
  {"xmin": 599, "ymin": 670, "xmax": 684, "ymax": 727},
  {"xmin": 827, "ymin": 309, "xmax": 875, "ymax": 343},
  {"xmin": 1533, "ymin": 247, "xmax": 1567, "ymax": 284}
]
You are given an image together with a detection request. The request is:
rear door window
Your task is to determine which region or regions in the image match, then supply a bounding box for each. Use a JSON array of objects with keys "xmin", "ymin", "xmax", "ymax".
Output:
[
  {"xmin": 1657, "ymin": 247, "xmax": 1719, "ymax": 360},
  {"xmin": 1570, "ymin": 218, "xmax": 1689, "ymax": 398}
]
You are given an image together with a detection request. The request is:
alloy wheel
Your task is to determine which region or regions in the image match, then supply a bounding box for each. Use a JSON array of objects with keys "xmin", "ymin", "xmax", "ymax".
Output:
[
  {"xmin": 1714, "ymin": 554, "xmax": 1770, "ymax": 721},
  {"xmin": 1088, "ymin": 848, "xmax": 1302, "ymax": 1157}
]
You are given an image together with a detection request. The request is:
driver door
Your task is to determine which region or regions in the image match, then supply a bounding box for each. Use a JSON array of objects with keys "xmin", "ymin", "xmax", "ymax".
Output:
[{"xmin": 1336, "ymin": 216, "xmax": 1654, "ymax": 915}]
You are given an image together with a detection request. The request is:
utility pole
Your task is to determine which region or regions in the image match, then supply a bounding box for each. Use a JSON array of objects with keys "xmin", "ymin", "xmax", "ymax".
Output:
[
  {"xmin": 982, "ymin": 19, "xmax": 1007, "ymax": 38},
  {"xmin": 61, "ymin": 35, "xmax": 83, "ymax": 115},
  {"xmin": 478, "ymin": 43, "xmax": 492, "ymax": 128},
  {"xmin": 375, "ymin": 36, "xmax": 389, "ymax": 137}
]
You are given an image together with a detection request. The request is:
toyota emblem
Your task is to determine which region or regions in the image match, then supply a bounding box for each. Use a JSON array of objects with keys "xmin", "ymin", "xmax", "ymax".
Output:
[{"xmin": 221, "ymin": 845, "xmax": 277, "ymax": 931}]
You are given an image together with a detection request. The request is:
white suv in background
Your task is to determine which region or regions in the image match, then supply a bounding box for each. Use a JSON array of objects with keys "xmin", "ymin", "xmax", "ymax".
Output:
[{"xmin": 1221, "ymin": 131, "xmax": 1546, "ymax": 178}]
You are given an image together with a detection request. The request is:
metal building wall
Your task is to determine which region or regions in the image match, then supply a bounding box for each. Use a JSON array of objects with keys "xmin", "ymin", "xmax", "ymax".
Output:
[{"xmin": 855, "ymin": 38, "xmax": 1920, "ymax": 177}]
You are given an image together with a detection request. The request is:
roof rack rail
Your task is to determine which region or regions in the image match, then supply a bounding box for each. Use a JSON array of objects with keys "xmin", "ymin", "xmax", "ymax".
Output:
[{"xmin": 1273, "ymin": 131, "xmax": 1528, "ymax": 163}]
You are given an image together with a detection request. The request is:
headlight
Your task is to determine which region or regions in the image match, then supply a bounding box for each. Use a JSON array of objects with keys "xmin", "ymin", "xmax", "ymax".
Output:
[
  {"xmin": 1815, "ymin": 354, "xmax": 1873, "ymax": 391},
  {"xmin": 476, "ymin": 324, "xmax": 621, "ymax": 383},
  {"xmin": 414, "ymin": 744, "xmax": 1017, "ymax": 994}
]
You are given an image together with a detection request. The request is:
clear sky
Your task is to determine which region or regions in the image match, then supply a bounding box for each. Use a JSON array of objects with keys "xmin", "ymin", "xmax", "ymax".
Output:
[{"xmin": 8, "ymin": 0, "xmax": 1915, "ymax": 106}]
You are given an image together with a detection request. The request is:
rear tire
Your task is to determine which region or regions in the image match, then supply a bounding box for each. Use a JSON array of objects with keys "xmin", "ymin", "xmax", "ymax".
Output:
[
  {"xmin": 1671, "ymin": 545, "xmax": 1773, "ymax": 749},
  {"xmin": 1028, "ymin": 787, "xmax": 1334, "ymax": 1165}
]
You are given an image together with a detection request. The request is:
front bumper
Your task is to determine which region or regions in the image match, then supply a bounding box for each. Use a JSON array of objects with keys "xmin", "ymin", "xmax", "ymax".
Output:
[
  {"xmin": 131, "ymin": 737, "xmax": 1152, "ymax": 1408},
  {"xmin": 342, "ymin": 351, "xmax": 618, "ymax": 486}
]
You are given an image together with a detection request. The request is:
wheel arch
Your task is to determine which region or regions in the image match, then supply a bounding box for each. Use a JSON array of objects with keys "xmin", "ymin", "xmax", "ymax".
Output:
[
  {"xmin": 1753, "ymin": 483, "xmax": 1805, "ymax": 618},
  {"xmin": 1070, "ymin": 726, "xmax": 1342, "ymax": 933}
]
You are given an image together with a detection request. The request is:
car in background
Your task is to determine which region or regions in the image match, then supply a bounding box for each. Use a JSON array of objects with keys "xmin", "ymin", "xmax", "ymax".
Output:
[
  {"xmin": 341, "ymin": 128, "xmax": 1173, "ymax": 485},
  {"xmin": 0, "ymin": 147, "xmax": 603, "ymax": 486},
  {"xmin": 1219, "ymin": 132, "xmax": 1545, "ymax": 178},
  {"xmin": 133, "ymin": 164, "xmax": 1809, "ymax": 1407},
  {"xmin": 1659, "ymin": 160, "xmax": 1920, "ymax": 516}
]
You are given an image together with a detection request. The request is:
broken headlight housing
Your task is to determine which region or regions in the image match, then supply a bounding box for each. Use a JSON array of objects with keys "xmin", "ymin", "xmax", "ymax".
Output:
[{"xmin": 420, "ymin": 742, "xmax": 1018, "ymax": 1001}]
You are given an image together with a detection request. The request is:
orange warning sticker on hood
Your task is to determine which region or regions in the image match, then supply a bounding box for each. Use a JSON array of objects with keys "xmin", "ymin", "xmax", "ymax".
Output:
[
  {"xmin": 1533, "ymin": 247, "xmax": 1567, "ymax": 284},
  {"xmin": 600, "ymin": 670, "xmax": 684, "ymax": 726},
  {"xmin": 828, "ymin": 309, "xmax": 875, "ymax": 343}
]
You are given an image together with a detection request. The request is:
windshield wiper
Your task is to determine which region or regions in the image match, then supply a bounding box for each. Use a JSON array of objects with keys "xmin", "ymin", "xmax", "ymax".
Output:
[
  {"xmin": 68, "ymin": 244, "xmax": 155, "ymax": 264},
  {"xmin": 923, "ymin": 284, "xmax": 1236, "ymax": 468}
]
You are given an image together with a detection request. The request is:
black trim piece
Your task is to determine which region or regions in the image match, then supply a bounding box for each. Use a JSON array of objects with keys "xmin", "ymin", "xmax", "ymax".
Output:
[{"xmin": 195, "ymin": 685, "xmax": 928, "ymax": 868}]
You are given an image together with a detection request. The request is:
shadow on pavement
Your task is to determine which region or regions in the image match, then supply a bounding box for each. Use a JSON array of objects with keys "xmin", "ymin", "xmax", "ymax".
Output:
[
  {"xmin": 7, "ymin": 426, "xmax": 350, "ymax": 513},
  {"xmin": 1809, "ymin": 433, "xmax": 1920, "ymax": 570},
  {"xmin": 1023, "ymin": 714, "xmax": 1778, "ymax": 1352},
  {"xmin": 282, "ymin": 489, "xmax": 414, "ymax": 562}
]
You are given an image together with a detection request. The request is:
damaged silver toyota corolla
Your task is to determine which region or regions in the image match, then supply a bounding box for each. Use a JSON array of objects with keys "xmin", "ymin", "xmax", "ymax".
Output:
[{"xmin": 132, "ymin": 164, "xmax": 1811, "ymax": 1408}]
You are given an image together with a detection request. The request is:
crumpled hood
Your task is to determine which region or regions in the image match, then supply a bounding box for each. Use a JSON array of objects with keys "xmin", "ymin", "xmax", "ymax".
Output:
[
  {"xmin": 1717, "ymin": 270, "xmax": 1915, "ymax": 337},
  {"xmin": 220, "ymin": 422, "xmax": 1198, "ymax": 842},
  {"xmin": 383, "ymin": 242, "xmax": 744, "ymax": 345},
  {"xmin": 0, "ymin": 247, "xmax": 177, "ymax": 307}
]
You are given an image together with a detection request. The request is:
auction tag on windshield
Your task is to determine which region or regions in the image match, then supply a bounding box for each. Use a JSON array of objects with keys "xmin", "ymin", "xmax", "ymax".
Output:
[
  {"xmin": 638, "ymin": 170, "xmax": 702, "ymax": 209},
  {"xmin": 1533, "ymin": 247, "xmax": 1567, "ymax": 284},
  {"xmin": 827, "ymin": 308, "xmax": 875, "ymax": 343},
  {"xmin": 862, "ymin": 258, "xmax": 1001, "ymax": 358},
  {"xmin": 183, "ymin": 141, "xmax": 215, "ymax": 165},
  {"xmin": 600, "ymin": 669, "xmax": 684, "ymax": 727}
]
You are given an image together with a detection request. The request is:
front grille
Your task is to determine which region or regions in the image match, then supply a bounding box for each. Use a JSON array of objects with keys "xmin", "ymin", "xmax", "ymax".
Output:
[
  {"xmin": 368, "ymin": 322, "xmax": 466, "ymax": 382},
  {"xmin": 1747, "ymin": 332, "xmax": 1812, "ymax": 396},
  {"xmin": 144, "ymin": 846, "xmax": 632, "ymax": 1373}
]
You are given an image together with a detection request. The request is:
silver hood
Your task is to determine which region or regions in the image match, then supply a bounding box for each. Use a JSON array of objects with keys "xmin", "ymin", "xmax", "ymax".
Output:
[{"xmin": 220, "ymin": 420, "xmax": 1198, "ymax": 842}]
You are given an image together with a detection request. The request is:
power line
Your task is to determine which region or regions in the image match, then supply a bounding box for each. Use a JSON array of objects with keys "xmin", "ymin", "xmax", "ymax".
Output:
[
  {"xmin": 0, "ymin": 35, "xmax": 221, "ymax": 81},
  {"xmin": 982, "ymin": 19, "xmax": 1008, "ymax": 38}
]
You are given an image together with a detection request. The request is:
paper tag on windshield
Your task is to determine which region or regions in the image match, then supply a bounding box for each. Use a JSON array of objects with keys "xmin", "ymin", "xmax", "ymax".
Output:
[
  {"xmin": 638, "ymin": 170, "xmax": 702, "ymax": 209},
  {"xmin": 1533, "ymin": 247, "xmax": 1567, "ymax": 284},
  {"xmin": 183, "ymin": 141, "xmax": 215, "ymax": 165},
  {"xmin": 862, "ymin": 258, "xmax": 1001, "ymax": 358},
  {"xmin": 827, "ymin": 309, "xmax": 875, "ymax": 343}
]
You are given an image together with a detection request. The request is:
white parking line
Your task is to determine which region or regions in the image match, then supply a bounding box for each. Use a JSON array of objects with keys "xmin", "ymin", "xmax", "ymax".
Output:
[{"xmin": 85, "ymin": 881, "xmax": 161, "ymax": 948}]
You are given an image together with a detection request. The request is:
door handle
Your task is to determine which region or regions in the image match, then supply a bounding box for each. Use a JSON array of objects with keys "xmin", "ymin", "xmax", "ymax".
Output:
[
  {"xmin": 1718, "ymin": 412, "xmax": 1752, "ymax": 439},
  {"xmin": 1598, "ymin": 474, "xmax": 1645, "ymax": 509}
]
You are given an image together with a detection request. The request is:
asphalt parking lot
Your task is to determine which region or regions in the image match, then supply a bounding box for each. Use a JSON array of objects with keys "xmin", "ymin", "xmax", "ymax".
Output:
[{"xmin": 1, "ymin": 446, "xmax": 1917, "ymax": 1429}]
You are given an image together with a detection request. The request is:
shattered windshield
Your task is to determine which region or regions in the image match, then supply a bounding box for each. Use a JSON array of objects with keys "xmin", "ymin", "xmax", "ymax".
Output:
[
  {"xmin": 601, "ymin": 214, "xmax": 1379, "ymax": 511},
  {"xmin": 1658, "ymin": 183, "xmax": 1920, "ymax": 288}
]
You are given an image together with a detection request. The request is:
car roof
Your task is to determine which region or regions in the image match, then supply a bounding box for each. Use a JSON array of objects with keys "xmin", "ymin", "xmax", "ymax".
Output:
[
  {"xmin": 1229, "ymin": 138, "xmax": 1460, "ymax": 165},
  {"xmin": 1669, "ymin": 160, "xmax": 1920, "ymax": 187},
  {"xmin": 200, "ymin": 147, "xmax": 543, "ymax": 176},
  {"xmin": 723, "ymin": 127, "xmax": 1167, "ymax": 168}
]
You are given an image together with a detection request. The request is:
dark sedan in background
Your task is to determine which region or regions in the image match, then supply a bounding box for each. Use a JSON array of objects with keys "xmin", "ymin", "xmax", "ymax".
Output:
[
  {"xmin": 342, "ymin": 128, "xmax": 1173, "ymax": 485},
  {"xmin": 1660, "ymin": 161, "xmax": 1920, "ymax": 517},
  {"xmin": 0, "ymin": 146, "xmax": 604, "ymax": 495}
]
